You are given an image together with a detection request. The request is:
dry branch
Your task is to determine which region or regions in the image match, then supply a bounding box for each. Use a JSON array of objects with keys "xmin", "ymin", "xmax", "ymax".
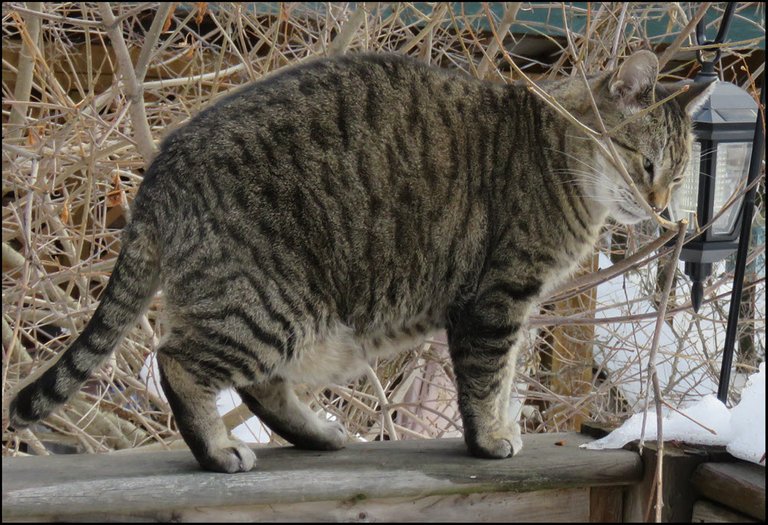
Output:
[
  {"xmin": 7, "ymin": 2, "xmax": 41, "ymax": 141},
  {"xmin": 97, "ymin": 3, "xmax": 157, "ymax": 166}
]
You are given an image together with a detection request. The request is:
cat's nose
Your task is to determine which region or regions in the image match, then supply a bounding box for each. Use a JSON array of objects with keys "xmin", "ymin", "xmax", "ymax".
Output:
[{"xmin": 647, "ymin": 191, "xmax": 669, "ymax": 213}]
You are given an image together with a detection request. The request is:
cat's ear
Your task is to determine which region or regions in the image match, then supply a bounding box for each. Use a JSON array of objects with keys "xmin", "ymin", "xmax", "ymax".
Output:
[
  {"xmin": 662, "ymin": 80, "xmax": 717, "ymax": 116},
  {"xmin": 609, "ymin": 51, "xmax": 659, "ymax": 107}
]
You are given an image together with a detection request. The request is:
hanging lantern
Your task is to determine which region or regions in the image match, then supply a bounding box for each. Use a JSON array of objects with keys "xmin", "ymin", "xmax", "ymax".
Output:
[
  {"xmin": 667, "ymin": 3, "xmax": 760, "ymax": 312},
  {"xmin": 676, "ymin": 71, "xmax": 759, "ymax": 312}
]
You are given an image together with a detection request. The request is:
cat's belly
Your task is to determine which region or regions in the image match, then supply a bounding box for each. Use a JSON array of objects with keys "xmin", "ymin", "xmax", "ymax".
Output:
[{"xmin": 277, "ymin": 320, "xmax": 437, "ymax": 385}]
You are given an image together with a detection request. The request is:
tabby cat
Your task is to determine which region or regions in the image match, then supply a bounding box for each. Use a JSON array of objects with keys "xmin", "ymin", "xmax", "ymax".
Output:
[{"xmin": 9, "ymin": 50, "xmax": 710, "ymax": 472}]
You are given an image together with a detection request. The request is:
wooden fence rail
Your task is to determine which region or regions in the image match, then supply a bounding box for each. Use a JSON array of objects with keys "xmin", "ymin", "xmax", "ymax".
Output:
[{"xmin": 3, "ymin": 432, "xmax": 642, "ymax": 522}]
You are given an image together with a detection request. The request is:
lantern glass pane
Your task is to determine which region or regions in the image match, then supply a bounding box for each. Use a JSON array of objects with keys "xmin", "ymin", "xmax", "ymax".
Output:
[
  {"xmin": 713, "ymin": 142, "xmax": 751, "ymax": 235},
  {"xmin": 676, "ymin": 141, "xmax": 701, "ymax": 231}
]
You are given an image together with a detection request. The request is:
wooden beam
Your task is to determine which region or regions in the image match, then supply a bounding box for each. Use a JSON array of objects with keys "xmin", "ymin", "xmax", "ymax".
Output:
[
  {"xmin": 3, "ymin": 432, "xmax": 641, "ymax": 522},
  {"xmin": 590, "ymin": 486, "xmax": 624, "ymax": 522},
  {"xmin": 692, "ymin": 499, "xmax": 760, "ymax": 523},
  {"xmin": 691, "ymin": 462, "xmax": 766, "ymax": 521},
  {"xmin": 13, "ymin": 488, "xmax": 594, "ymax": 523},
  {"xmin": 622, "ymin": 443, "xmax": 734, "ymax": 522}
]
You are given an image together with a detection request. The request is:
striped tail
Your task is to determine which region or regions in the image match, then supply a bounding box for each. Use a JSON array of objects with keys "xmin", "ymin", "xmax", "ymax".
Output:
[{"xmin": 9, "ymin": 223, "xmax": 160, "ymax": 429}]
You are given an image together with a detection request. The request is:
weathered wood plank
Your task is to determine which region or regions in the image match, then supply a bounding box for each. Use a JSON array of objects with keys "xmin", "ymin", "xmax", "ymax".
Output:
[
  {"xmin": 589, "ymin": 486, "xmax": 624, "ymax": 522},
  {"xmin": 16, "ymin": 488, "xmax": 591, "ymax": 523},
  {"xmin": 3, "ymin": 432, "xmax": 641, "ymax": 521},
  {"xmin": 622, "ymin": 442, "xmax": 733, "ymax": 522},
  {"xmin": 691, "ymin": 462, "xmax": 766, "ymax": 521},
  {"xmin": 692, "ymin": 499, "xmax": 760, "ymax": 523}
]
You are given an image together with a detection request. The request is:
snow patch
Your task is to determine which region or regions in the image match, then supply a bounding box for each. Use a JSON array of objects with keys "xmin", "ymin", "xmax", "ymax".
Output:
[{"xmin": 583, "ymin": 364, "xmax": 765, "ymax": 466}]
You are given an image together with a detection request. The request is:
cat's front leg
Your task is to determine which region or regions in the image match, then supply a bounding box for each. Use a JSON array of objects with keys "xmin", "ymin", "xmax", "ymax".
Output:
[{"xmin": 448, "ymin": 290, "xmax": 535, "ymax": 459}]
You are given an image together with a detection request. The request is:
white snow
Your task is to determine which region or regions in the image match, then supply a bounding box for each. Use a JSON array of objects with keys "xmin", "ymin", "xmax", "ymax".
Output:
[
  {"xmin": 727, "ymin": 362, "xmax": 766, "ymax": 464},
  {"xmin": 584, "ymin": 249, "xmax": 766, "ymax": 466},
  {"xmin": 583, "ymin": 394, "xmax": 733, "ymax": 449},
  {"xmin": 591, "ymin": 253, "xmax": 721, "ymax": 409},
  {"xmin": 583, "ymin": 363, "xmax": 764, "ymax": 466},
  {"xmin": 139, "ymin": 354, "xmax": 165, "ymax": 403}
]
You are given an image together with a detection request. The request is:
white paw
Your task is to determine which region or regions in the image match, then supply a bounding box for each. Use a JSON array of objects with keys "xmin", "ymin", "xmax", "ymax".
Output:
[
  {"xmin": 318, "ymin": 419, "xmax": 348, "ymax": 450},
  {"xmin": 203, "ymin": 441, "xmax": 257, "ymax": 473},
  {"xmin": 508, "ymin": 432, "xmax": 523, "ymax": 456},
  {"xmin": 469, "ymin": 422, "xmax": 523, "ymax": 459}
]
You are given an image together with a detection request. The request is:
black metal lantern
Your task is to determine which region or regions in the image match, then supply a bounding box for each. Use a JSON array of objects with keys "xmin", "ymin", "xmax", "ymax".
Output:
[
  {"xmin": 663, "ymin": 3, "xmax": 766, "ymax": 402},
  {"xmin": 667, "ymin": 3, "xmax": 760, "ymax": 312},
  {"xmin": 676, "ymin": 71, "xmax": 759, "ymax": 311}
]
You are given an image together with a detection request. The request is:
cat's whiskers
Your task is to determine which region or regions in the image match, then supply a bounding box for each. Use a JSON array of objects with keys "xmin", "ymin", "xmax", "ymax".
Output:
[
  {"xmin": 550, "ymin": 169, "xmax": 626, "ymax": 207},
  {"xmin": 550, "ymin": 168, "xmax": 605, "ymax": 186},
  {"xmin": 546, "ymin": 147, "xmax": 609, "ymax": 192},
  {"xmin": 544, "ymin": 146, "xmax": 602, "ymax": 173}
]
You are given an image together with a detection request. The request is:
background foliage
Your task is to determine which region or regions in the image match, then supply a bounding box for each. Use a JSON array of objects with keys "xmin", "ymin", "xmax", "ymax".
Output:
[{"xmin": 2, "ymin": 2, "xmax": 764, "ymax": 456}]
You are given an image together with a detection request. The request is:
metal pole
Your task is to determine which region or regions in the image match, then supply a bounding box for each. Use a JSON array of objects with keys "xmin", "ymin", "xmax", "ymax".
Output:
[{"xmin": 717, "ymin": 82, "xmax": 765, "ymax": 403}]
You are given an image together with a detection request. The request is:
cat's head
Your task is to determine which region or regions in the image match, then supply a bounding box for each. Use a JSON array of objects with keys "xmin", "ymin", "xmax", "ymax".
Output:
[{"xmin": 573, "ymin": 51, "xmax": 714, "ymax": 225}]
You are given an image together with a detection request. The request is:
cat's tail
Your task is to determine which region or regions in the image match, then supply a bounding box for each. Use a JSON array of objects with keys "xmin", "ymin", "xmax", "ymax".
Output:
[{"xmin": 9, "ymin": 222, "xmax": 160, "ymax": 429}]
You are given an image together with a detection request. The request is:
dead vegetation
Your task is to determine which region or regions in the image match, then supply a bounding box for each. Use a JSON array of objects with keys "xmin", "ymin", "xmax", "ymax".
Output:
[{"xmin": 2, "ymin": 3, "xmax": 765, "ymax": 458}]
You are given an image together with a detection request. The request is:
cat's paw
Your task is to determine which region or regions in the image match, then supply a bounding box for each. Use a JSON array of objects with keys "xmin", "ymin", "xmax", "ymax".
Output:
[
  {"xmin": 467, "ymin": 423, "xmax": 523, "ymax": 459},
  {"xmin": 201, "ymin": 441, "xmax": 257, "ymax": 473},
  {"xmin": 318, "ymin": 419, "xmax": 348, "ymax": 450},
  {"xmin": 286, "ymin": 417, "xmax": 348, "ymax": 451}
]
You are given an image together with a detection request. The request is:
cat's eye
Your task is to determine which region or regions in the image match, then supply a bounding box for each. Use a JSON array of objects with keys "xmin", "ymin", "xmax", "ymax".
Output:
[{"xmin": 643, "ymin": 157, "xmax": 653, "ymax": 175}]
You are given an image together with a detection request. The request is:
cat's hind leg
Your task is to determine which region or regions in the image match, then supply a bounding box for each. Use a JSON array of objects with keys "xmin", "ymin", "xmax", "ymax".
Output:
[
  {"xmin": 157, "ymin": 350, "xmax": 256, "ymax": 473},
  {"xmin": 237, "ymin": 378, "xmax": 347, "ymax": 450}
]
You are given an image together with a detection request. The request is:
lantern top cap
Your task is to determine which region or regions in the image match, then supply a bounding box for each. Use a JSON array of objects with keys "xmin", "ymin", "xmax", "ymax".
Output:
[{"xmin": 690, "ymin": 78, "xmax": 759, "ymax": 126}]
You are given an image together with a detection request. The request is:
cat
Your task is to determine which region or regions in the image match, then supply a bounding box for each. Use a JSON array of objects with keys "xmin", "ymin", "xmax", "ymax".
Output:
[{"xmin": 9, "ymin": 50, "xmax": 711, "ymax": 472}]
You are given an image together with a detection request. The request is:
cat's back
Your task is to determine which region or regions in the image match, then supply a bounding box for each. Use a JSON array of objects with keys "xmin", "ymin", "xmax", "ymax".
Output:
[
  {"xmin": 161, "ymin": 52, "xmax": 467, "ymax": 146},
  {"xmin": 135, "ymin": 52, "xmax": 492, "ymax": 233}
]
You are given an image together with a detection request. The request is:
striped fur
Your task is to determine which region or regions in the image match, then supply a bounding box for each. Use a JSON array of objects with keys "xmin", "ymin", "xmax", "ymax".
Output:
[{"xmin": 9, "ymin": 51, "xmax": 703, "ymax": 472}]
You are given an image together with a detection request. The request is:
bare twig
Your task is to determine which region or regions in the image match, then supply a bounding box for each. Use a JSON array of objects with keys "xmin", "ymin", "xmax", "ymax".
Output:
[
  {"xmin": 657, "ymin": 3, "xmax": 712, "ymax": 70},
  {"xmin": 607, "ymin": 3, "xmax": 629, "ymax": 69},
  {"xmin": 7, "ymin": 2, "xmax": 42, "ymax": 141},
  {"xmin": 8, "ymin": 4, "xmax": 102, "ymax": 28},
  {"xmin": 477, "ymin": 3, "xmax": 521, "ymax": 79},
  {"xmin": 640, "ymin": 221, "xmax": 687, "ymax": 521},
  {"xmin": 327, "ymin": 4, "xmax": 369, "ymax": 55},
  {"xmin": 134, "ymin": 3, "xmax": 174, "ymax": 83},
  {"xmin": 97, "ymin": 3, "xmax": 157, "ymax": 166},
  {"xmin": 545, "ymin": 227, "xmax": 679, "ymax": 302},
  {"xmin": 364, "ymin": 364, "xmax": 398, "ymax": 440}
]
